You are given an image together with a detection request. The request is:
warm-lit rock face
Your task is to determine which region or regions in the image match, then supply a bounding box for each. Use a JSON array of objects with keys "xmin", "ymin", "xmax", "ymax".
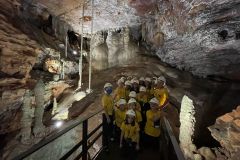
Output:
[
  {"xmin": 0, "ymin": 0, "xmax": 40, "ymax": 136},
  {"xmin": 0, "ymin": 13, "xmax": 40, "ymax": 89},
  {"xmin": 129, "ymin": 0, "xmax": 240, "ymax": 80},
  {"xmin": 208, "ymin": 106, "xmax": 240, "ymax": 160}
]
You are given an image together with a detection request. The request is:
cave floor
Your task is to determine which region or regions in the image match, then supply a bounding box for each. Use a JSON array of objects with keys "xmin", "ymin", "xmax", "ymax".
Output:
[{"xmin": 96, "ymin": 141, "xmax": 161, "ymax": 160}]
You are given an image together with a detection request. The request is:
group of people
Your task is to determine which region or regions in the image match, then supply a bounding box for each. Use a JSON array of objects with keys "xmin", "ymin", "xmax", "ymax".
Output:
[{"xmin": 101, "ymin": 76, "xmax": 169, "ymax": 157}]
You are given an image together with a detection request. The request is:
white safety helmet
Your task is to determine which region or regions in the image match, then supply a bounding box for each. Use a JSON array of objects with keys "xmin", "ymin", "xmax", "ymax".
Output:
[
  {"xmin": 158, "ymin": 76, "xmax": 166, "ymax": 85},
  {"xmin": 126, "ymin": 109, "xmax": 136, "ymax": 117},
  {"xmin": 125, "ymin": 80, "xmax": 132, "ymax": 86},
  {"xmin": 117, "ymin": 78, "xmax": 125, "ymax": 85},
  {"xmin": 129, "ymin": 91, "xmax": 137, "ymax": 98},
  {"xmin": 150, "ymin": 97, "xmax": 160, "ymax": 105},
  {"xmin": 104, "ymin": 83, "xmax": 112, "ymax": 89},
  {"xmin": 145, "ymin": 77, "xmax": 151, "ymax": 82},
  {"xmin": 118, "ymin": 99, "xmax": 127, "ymax": 106},
  {"xmin": 127, "ymin": 76, "xmax": 132, "ymax": 80},
  {"xmin": 139, "ymin": 77, "xmax": 145, "ymax": 81},
  {"xmin": 132, "ymin": 79, "xmax": 139, "ymax": 84},
  {"xmin": 121, "ymin": 77, "xmax": 126, "ymax": 82},
  {"xmin": 139, "ymin": 86, "xmax": 146, "ymax": 92},
  {"xmin": 128, "ymin": 98, "xmax": 137, "ymax": 104}
]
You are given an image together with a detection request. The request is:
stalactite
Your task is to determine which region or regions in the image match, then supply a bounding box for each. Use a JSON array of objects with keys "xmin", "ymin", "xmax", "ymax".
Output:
[
  {"xmin": 20, "ymin": 90, "xmax": 34, "ymax": 144},
  {"xmin": 33, "ymin": 79, "xmax": 46, "ymax": 138}
]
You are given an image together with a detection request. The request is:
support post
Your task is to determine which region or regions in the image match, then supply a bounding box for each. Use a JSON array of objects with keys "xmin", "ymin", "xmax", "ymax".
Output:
[
  {"xmin": 82, "ymin": 120, "xmax": 88, "ymax": 160},
  {"xmin": 78, "ymin": 3, "xmax": 85, "ymax": 89},
  {"xmin": 88, "ymin": 0, "xmax": 94, "ymax": 92}
]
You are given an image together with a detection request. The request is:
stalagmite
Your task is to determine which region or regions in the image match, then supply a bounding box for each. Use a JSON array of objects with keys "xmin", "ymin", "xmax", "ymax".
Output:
[
  {"xmin": 52, "ymin": 97, "xmax": 58, "ymax": 115},
  {"xmin": 33, "ymin": 79, "xmax": 46, "ymax": 138},
  {"xmin": 62, "ymin": 60, "xmax": 65, "ymax": 79},
  {"xmin": 65, "ymin": 35, "xmax": 68, "ymax": 58},
  {"xmin": 20, "ymin": 90, "xmax": 34, "ymax": 144},
  {"xmin": 179, "ymin": 95, "xmax": 197, "ymax": 159}
]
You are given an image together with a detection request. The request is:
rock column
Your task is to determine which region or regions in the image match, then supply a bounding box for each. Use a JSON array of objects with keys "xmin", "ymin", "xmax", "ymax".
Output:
[{"xmin": 33, "ymin": 80, "xmax": 46, "ymax": 138}]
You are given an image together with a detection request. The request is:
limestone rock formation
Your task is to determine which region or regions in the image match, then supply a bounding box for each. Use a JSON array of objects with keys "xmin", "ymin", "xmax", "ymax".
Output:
[
  {"xmin": 129, "ymin": 0, "xmax": 240, "ymax": 80},
  {"xmin": 198, "ymin": 147, "xmax": 216, "ymax": 160},
  {"xmin": 179, "ymin": 95, "xmax": 198, "ymax": 159},
  {"xmin": 0, "ymin": 89, "xmax": 26, "ymax": 134},
  {"xmin": 33, "ymin": 80, "xmax": 46, "ymax": 138},
  {"xmin": 20, "ymin": 90, "xmax": 34, "ymax": 145},
  {"xmin": 208, "ymin": 106, "xmax": 240, "ymax": 160},
  {"xmin": 92, "ymin": 28, "xmax": 139, "ymax": 70}
]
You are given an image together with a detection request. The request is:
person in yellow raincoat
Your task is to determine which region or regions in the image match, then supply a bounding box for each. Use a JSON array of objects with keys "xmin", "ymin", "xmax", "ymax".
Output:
[
  {"xmin": 154, "ymin": 76, "xmax": 169, "ymax": 108},
  {"xmin": 114, "ymin": 98, "xmax": 127, "ymax": 139},
  {"xmin": 102, "ymin": 83, "xmax": 114, "ymax": 151},
  {"xmin": 114, "ymin": 78, "xmax": 127, "ymax": 102},
  {"xmin": 124, "ymin": 80, "xmax": 132, "ymax": 101},
  {"xmin": 127, "ymin": 98, "xmax": 142, "ymax": 125},
  {"xmin": 145, "ymin": 77, "xmax": 154, "ymax": 99},
  {"xmin": 129, "ymin": 91, "xmax": 141, "ymax": 111},
  {"xmin": 137, "ymin": 86, "xmax": 150, "ymax": 131},
  {"xmin": 144, "ymin": 97, "xmax": 162, "ymax": 150}
]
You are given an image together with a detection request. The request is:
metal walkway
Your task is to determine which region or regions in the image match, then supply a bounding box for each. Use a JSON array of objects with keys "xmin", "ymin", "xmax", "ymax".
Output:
[{"xmin": 13, "ymin": 98, "xmax": 185, "ymax": 160}]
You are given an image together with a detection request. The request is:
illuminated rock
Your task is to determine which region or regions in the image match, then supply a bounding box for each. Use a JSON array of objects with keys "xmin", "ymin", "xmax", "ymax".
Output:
[
  {"xmin": 179, "ymin": 95, "xmax": 197, "ymax": 159},
  {"xmin": 129, "ymin": 0, "xmax": 240, "ymax": 80},
  {"xmin": 44, "ymin": 58, "xmax": 62, "ymax": 74}
]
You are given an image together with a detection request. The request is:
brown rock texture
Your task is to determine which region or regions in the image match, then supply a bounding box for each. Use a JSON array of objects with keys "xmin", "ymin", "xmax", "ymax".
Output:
[
  {"xmin": 209, "ymin": 106, "xmax": 240, "ymax": 160},
  {"xmin": 0, "ymin": 1, "xmax": 40, "ymax": 90},
  {"xmin": 0, "ymin": 0, "xmax": 41, "ymax": 152}
]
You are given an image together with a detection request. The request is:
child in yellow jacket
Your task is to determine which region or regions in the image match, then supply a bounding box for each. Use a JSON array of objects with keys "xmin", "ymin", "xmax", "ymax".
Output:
[
  {"xmin": 120, "ymin": 109, "xmax": 140, "ymax": 155},
  {"xmin": 114, "ymin": 99, "xmax": 127, "ymax": 139}
]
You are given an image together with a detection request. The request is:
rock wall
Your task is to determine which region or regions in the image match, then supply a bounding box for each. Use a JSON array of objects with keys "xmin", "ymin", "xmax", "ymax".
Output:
[
  {"xmin": 208, "ymin": 106, "xmax": 240, "ymax": 160},
  {"xmin": 129, "ymin": 0, "xmax": 240, "ymax": 80},
  {"xmin": 92, "ymin": 28, "xmax": 139, "ymax": 70},
  {"xmin": 0, "ymin": 0, "xmax": 40, "ymax": 142}
]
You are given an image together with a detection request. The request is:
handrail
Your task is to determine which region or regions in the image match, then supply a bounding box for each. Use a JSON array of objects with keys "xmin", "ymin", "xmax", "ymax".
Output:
[
  {"xmin": 162, "ymin": 117, "xmax": 185, "ymax": 160},
  {"xmin": 13, "ymin": 108, "xmax": 104, "ymax": 160}
]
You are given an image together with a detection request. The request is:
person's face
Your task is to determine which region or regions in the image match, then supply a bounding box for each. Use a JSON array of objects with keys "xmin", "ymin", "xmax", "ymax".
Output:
[
  {"xmin": 139, "ymin": 81, "xmax": 145, "ymax": 86},
  {"xmin": 145, "ymin": 81, "xmax": 151, "ymax": 87},
  {"xmin": 127, "ymin": 115, "xmax": 134, "ymax": 123},
  {"xmin": 140, "ymin": 91, "xmax": 145, "ymax": 94},
  {"xmin": 157, "ymin": 81, "xmax": 164, "ymax": 88},
  {"xmin": 119, "ymin": 104, "xmax": 125, "ymax": 111},
  {"xmin": 129, "ymin": 103, "xmax": 136, "ymax": 110},
  {"xmin": 126, "ymin": 85, "xmax": 131, "ymax": 90},
  {"xmin": 150, "ymin": 103, "xmax": 158, "ymax": 110},
  {"xmin": 133, "ymin": 83, "xmax": 138, "ymax": 88},
  {"xmin": 119, "ymin": 82, "xmax": 124, "ymax": 88}
]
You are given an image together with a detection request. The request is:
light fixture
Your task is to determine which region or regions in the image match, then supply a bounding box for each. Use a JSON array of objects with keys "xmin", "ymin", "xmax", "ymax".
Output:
[
  {"xmin": 72, "ymin": 50, "xmax": 77, "ymax": 55},
  {"xmin": 55, "ymin": 121, "xmax": 63, "ymax": 128}
]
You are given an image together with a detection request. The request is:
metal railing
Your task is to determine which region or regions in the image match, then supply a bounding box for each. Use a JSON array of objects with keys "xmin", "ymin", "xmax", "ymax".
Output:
[
  {"xmin": 160, "ymin": 117, "xmax": 185, "ymax": 160},
  {"xmin": 13, "ymin": 108, "xmax": 104, "ymax": 160},
  {"xmin": 13, "ymin": 109, "xmax": 185, "ymax": 160}
]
